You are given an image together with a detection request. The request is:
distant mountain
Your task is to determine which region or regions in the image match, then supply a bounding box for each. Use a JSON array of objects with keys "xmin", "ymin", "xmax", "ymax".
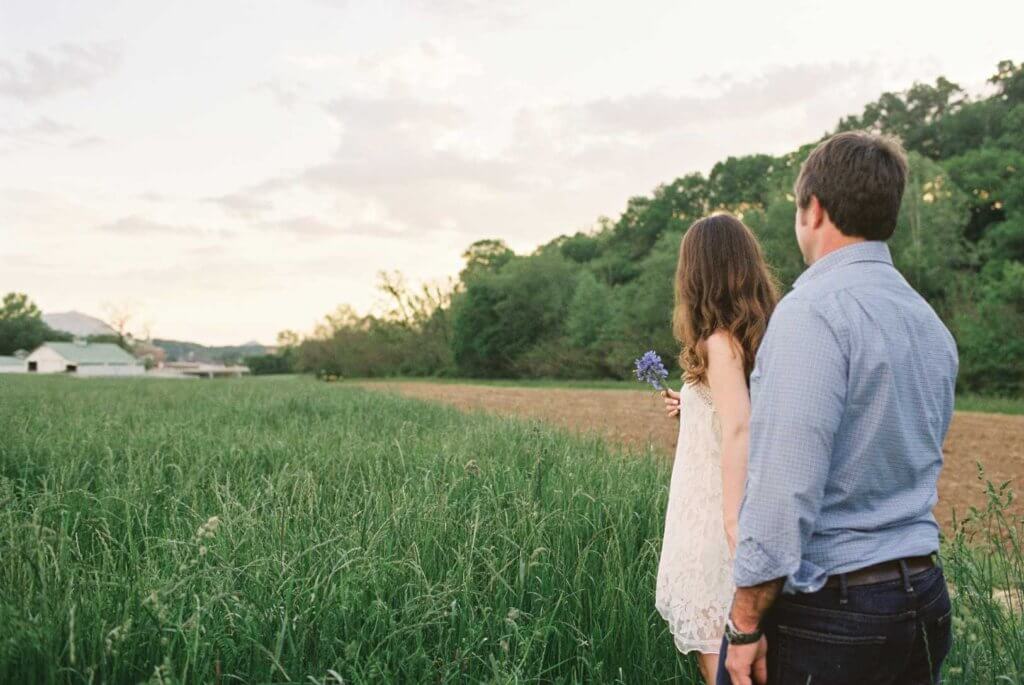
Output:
[
  {"xmin": 43, "ymin": 311, "xmax": 117, "ymax": 337},
  {"xmin": 42, "ymin": 311, "xmax": 267, "ymax": 363},
  {"xmin": 152, "ymin": 339, "xmax": 270, "ymax": 364}
]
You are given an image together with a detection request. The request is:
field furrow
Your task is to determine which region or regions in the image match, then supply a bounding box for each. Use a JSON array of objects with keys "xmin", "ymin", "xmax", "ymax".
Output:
[{"xmin": 355, "ymin": 380, "xmax": 1024, "ymax": 531}]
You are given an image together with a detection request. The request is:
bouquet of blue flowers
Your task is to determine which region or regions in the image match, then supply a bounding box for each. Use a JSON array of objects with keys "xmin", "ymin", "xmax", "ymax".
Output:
[{"xmin": 634, "ymin": 350, "xmax": 669, "ymax": 391}]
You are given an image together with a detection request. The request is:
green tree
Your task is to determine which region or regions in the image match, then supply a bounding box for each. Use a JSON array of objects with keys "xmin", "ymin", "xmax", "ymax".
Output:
[
  {"xmin": 708, "ymin": 154, "xmax": 783, "ymax": 211},
  {"xmin": 603, "ymin": 231, "xmax": 682, "ymax": 379},
  {"xmin": 566, "ymin": 270, "xmax": 613, "ymax": 349},
  {"xmin": 458, "ymin": 239, "xmax": 514, "ymax": 283},
  {"xmin": 558, "ymin": 230, "xmax": 605, "ymax": 265},
  {"xmin": 889, "ymin": 153, "xmax": 972, "ymax": 312},
  {"xmin": 0, "ymin": 293, "xmax": 69, "ymax": 355},
  {"xmin": 944, "ymin": 147, "xmax": 1024, "ymax": 242},
  {"xmin": 838, "ymin": 76, "xmax": 965, "ymax": 159},
  {"xmin": 452, "ymin": 253, "xmax": 577, "ymax": 377},
  {"xmin": 953, "ymin": 260, "xmax": 1024, "ymax": 394},
  {"xmin": 744, "ymin": 200, "xmax": 806, "ymax": 292},
  {"xmin": 990, "ymin": 59, "xmax": 1024, "ymax": 105}
]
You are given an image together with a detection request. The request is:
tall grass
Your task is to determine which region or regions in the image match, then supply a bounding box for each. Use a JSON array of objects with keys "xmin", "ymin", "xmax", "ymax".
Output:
[
  {"xmin": 0, "ymin": 376, "xmax": 1019, "ymax": 683},
  {"xmin": 0, "ymin": 376, "xmax": 697, "ymax": 683},
  {"xmin": 943, "ymin": 469, "xmax": 1024, "ymax": 683}
]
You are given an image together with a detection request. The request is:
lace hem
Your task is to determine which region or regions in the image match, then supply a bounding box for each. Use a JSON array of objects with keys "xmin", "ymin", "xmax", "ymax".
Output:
[
  {"xmin": 659, "ymin": 602, "xmax": 724, "ymax": 651},
  {"xmin": 671, "ymin": 636, "xmax": 722, "ymax": 655}
]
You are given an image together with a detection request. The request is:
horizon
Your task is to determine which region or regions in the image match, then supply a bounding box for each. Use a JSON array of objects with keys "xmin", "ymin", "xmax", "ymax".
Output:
[{"xmin": 2, "ymin": 1, "xmax": 1022, "ymax": 345}]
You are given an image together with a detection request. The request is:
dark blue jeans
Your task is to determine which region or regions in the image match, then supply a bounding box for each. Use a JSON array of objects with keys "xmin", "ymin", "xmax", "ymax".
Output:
[{"xmin": 716, "ymin": 564, "xmax": 953, "ymax": 684}]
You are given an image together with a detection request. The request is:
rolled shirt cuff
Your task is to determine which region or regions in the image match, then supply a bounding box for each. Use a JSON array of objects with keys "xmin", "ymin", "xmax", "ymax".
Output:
[{"xmin": 732, "ymin": 537, "xmax": 803, "ymax": 590}]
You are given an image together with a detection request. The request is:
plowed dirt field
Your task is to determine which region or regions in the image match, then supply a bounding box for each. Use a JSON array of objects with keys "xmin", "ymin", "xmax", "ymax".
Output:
[{"xmin": 357, "ymin": 380, "xmax": 1024, "ymax": 532}]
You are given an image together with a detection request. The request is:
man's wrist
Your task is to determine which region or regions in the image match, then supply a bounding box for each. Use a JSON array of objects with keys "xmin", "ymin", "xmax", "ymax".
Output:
[
  {"xmin": 729, "ymin": 578, "xmax": 784, "ymax": 634},
  {"xmin": 724, "ymin": 616, "xmax": 762, "ymax": 645},
  {"xmin": 728, "ymin": 607, "xmax": 761, "ymax": 634}
]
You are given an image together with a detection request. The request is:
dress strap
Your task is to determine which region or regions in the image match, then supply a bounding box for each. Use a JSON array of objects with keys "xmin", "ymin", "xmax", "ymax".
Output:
[{"xmin": 689, "ymin": 382, "xmax": 714, "ymax": 409}]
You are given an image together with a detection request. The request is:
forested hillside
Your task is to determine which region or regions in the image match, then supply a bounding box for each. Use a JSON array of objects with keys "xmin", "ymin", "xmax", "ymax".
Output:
[{"xmin": 287, "ymin": 60, "xmax": 1024, "ymax": 395}]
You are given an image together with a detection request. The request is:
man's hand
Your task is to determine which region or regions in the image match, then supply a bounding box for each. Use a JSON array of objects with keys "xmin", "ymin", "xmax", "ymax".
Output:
[
  {"xmin": 725, "ymin": 635, "xmax": 767, "ymax": 685},
  {"xmin": 661, "ymin": 388, "xmax": 680, "ymax": 418},
  {"xmin": 726, "ymin": 580, "xmax": 783, "ymax": 684}
]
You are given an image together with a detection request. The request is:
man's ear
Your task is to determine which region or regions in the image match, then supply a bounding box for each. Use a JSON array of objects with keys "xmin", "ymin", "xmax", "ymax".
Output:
[{"xmin": 807, "ymin": 195, "xmax": 826, "ymax": 230}]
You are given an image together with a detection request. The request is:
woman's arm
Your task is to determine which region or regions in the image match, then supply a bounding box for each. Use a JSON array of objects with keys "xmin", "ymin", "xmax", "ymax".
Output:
[{"xmin": 705, "ymin": 330, "xmax": 751, "ymax": 555}]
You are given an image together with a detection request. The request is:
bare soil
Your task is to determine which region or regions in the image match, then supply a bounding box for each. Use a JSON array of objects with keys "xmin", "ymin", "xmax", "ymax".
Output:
[{"xmin": 357, "ymin": 380, "xmax": 1024, "ymax": 532}]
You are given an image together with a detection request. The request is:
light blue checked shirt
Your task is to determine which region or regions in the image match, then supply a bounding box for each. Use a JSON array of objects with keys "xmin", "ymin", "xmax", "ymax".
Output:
[{"xmin": 733, "ymin": 241, "xmax": 959, "ymax": 593}]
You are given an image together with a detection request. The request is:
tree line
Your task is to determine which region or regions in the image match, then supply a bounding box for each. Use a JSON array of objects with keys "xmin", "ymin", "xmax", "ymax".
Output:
[
  {"xmin": 0, "ymin": 294, "xmax": 72, "ymax": 354},
  {"xmin": 269, "ymin": 60, "xmax": 1024, "ymax": 396}
]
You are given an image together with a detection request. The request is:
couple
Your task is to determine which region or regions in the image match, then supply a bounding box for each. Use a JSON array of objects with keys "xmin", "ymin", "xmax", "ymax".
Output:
[{"xmin": 655, "ymin": 131, "xmax": 959, "ymax": 685}]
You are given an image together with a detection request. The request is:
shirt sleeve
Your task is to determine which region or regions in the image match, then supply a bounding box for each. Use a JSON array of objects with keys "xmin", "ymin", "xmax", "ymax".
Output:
[{"xmin": 733, "ymin": 296, "xmax": 848, "ymax": 589}]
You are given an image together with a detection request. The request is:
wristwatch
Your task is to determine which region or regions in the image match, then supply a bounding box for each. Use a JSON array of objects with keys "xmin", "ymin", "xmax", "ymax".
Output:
[{"xmin": 725, "ymin": 616, "xmax": 763, "ymax": 645}]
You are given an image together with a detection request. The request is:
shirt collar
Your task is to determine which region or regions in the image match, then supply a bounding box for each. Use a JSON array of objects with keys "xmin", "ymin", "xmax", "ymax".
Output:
[{"xmin": 793, "ymin": 240, "xmax": 894, "ymax": 288}]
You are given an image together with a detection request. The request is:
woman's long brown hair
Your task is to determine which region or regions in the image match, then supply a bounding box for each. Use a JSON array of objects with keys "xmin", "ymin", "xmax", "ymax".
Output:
[{"xmin": 673, "ymin": 213, "xmax": 780, "ymax": 384}]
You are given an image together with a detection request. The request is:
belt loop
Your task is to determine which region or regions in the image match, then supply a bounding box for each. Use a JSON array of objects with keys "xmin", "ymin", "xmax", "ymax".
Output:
[
  {"xmin": 898, "ymin": 559, "xmax": 914, "ymax": 593},
  {"xmin": 838, "ymin": 573, "xmax": 849, "ymax": 605}
]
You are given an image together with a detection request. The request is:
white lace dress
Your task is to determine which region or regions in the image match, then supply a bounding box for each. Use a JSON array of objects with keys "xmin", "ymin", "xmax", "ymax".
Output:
[{"xmin": 655, "ymin": 381, "xmax": 734, "ymax": 655}]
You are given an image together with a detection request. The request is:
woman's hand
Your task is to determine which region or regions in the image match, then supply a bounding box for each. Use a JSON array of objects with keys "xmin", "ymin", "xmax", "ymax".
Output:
[{"xmin": 661, "ymin": 388, "xmax": 681, "ymax": 418}]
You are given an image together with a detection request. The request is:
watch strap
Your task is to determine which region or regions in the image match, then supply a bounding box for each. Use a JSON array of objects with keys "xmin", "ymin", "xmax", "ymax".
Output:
[{"xmin": 725, "ymin": 617, "xmax": 763, "ymax": 645}]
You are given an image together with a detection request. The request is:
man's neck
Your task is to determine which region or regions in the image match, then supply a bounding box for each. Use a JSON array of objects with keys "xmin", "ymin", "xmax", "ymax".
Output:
[{"xmin": 809, "ymin": 235, "xmax": 866, "ymax": 266}]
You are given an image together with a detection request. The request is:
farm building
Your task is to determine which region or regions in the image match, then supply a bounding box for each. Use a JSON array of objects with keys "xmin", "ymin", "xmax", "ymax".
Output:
[
  {"xmin": 26, "ymin": 341, "xmax": 144, "ymax": 377},
  {"xmin": 159, "ymin": 361, "xmax": 250, "ymax": 379},
  {"xmin": 0, "ymin": 356, "xmax": 26, "ymax": 373}
]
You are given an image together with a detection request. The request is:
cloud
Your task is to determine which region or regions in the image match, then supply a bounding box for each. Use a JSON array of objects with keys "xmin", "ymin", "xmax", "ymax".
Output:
[
  {"xmin": 0, "ymin": 115, "xmax": 70, "ymax": 138},
  {"xmin": 0, "ymin": 42, "xmax": 122, "ymax": 102},
  {"xmin": 301, "ymin": 94, "xmax": 517, "ymax": 192},
  {"xmin": 95, "ymin": 215, "xmax": 209, "ymax": 238},
  {"xmin": 252, "ymin": 79, "xmax": 305, "ymax": 109},
  {"xmin": 560, "ymin": 62, "xmax": 883, "ymax": 137},
  {"xmin": 69, "ymin": 135, "xmax": 104, "ymax": 149},
  {"xmin": 252, "ymin": 215, "xmax": 414, "ymax": 239},
  {"xmin": 206, "ymin": 192, "xmax": 274, "ymax": 220},
  {"xmin": 259, "ymin": 215, "xmax": 341, "ymax": 236},
  {"xmin": 287, "ymin": 38, "xmax": 481, "ymax": 94},
  {"xmin": 0, "ymin": 116, "xmax": 76, "ymax": 150},
  {"xmin": 352, "ymin": 39, "xmax": 482, "ymax": 91},
  {"xmin": 201, "ymin": 61, "xmax": 892, "ymax": 260},
  {"xmin": 411, "ymin": 0, "xmax": 527, "ymax": 28},
  {"xmin": 0, "ymin": 116, "xmax": 104, "ymax": 155}
]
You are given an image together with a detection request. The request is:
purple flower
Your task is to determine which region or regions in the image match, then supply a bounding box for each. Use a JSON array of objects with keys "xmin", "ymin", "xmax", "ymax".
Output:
[{"xmin": 634, "ymin": 350, "xmax": 669, "ymax": 391}]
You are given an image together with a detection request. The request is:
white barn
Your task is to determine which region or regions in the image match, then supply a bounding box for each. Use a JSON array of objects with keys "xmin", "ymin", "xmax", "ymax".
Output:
[
  {"xmin": 26, "ymin": 341, "xmax": 144, "ymax": 377},
  {"xmin": 0, "ymin": 356, "xmax": 26, "ymax": 374}
]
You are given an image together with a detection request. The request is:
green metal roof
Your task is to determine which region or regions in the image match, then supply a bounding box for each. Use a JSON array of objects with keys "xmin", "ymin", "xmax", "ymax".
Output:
[
  {"xmin": 0, "ymin": 356, "xmax": 23, "ymax": 366},
  {"xmin": 42, "ymin": 342, "xmax": 139, "ymax": 365}
]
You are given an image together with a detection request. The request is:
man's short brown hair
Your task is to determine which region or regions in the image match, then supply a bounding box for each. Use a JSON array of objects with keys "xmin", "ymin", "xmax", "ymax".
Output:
[{"xmin": 794, "ymin": 131, "xmax": 909, "ymax": 241}]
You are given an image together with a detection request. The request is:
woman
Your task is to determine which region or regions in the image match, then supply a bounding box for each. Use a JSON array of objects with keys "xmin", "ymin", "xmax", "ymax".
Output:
[{"xmin": 654, "ymin": 213, "xmax": 778, "ymax": 684}]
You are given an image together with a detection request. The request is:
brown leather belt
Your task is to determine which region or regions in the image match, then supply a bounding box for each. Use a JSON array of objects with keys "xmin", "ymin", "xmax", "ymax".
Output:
[{"xmin": 824, "ymin": 555, "xmax": 936, "ymax": 589}]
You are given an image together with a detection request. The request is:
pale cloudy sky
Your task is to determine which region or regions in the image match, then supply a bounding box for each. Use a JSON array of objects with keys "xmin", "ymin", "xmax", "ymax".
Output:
[{"xmin": 1, "ymin": 1, "xmax": 1021, "ymax": 344}]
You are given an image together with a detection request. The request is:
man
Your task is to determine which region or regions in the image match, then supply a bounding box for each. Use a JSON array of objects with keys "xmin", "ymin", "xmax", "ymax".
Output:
[{"xmin": 718, "ymin": 131, "xmax": 959, "ymax": 685}]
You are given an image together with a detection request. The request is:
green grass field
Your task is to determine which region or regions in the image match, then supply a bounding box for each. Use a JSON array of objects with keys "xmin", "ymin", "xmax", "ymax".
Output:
[
  {"xmin": 954, "ymin": 394, "xmax": 1024, "ymax": 415},
  {"xmin": 0, "ymin": 376, "xmax": 1021, "ymax": 683}
]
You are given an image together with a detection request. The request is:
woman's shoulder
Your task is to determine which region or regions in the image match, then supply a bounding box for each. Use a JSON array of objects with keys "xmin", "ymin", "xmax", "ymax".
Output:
[{"xmin": 704, "ymin": 330, "xmax": 742, "ymax": 362}]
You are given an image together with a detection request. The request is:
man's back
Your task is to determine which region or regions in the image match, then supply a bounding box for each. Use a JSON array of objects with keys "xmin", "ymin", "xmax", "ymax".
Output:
[
  {"xmin": 722, "ymin": 132, "xmax": 958, "ymax": 685},
  {"xmin": 734, "ymin": 240, "xmax": 959, "ymax": 593}
]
